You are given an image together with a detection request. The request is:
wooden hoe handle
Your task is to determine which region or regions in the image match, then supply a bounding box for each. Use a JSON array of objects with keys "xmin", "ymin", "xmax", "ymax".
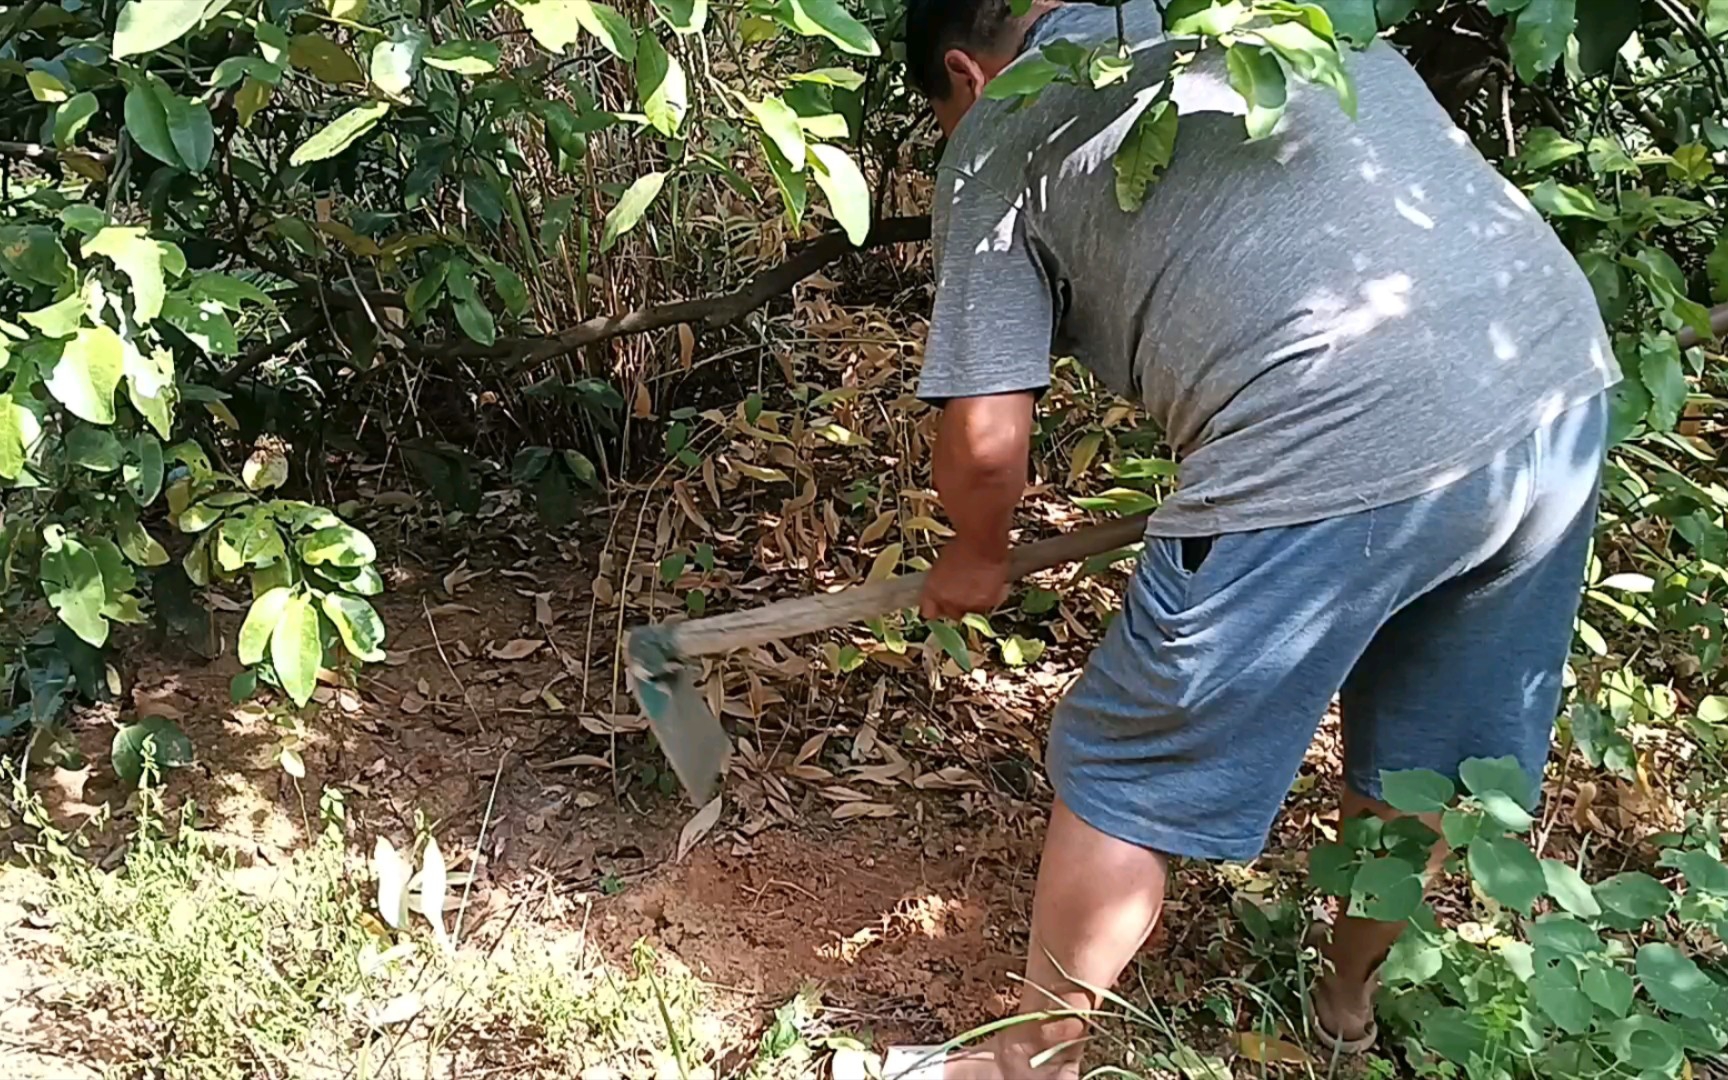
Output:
[{"xmin": 665, "ymin": 513, "xmax": 1151, "ymax": 659}]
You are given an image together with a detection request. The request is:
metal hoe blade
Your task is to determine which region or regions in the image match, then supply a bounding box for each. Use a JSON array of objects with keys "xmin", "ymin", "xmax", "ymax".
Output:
[{"xmin": 625, "ymin": 625, "xmax": 730, "ymax": 805}]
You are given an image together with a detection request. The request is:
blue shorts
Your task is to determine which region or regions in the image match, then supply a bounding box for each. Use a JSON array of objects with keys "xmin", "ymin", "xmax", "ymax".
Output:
[{"xmin": 1048, "ymin": 394, "xmax": 1607, "ymax": 862}]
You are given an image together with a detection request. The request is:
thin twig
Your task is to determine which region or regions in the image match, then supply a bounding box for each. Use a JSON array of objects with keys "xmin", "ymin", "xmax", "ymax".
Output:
[
  {"xmin": 0, "ymin": 0, "xmax": 45, "ymax": 54},
  {"xmin": 422, "ymin": 596, "xmax": 484, "ymax": 733}
]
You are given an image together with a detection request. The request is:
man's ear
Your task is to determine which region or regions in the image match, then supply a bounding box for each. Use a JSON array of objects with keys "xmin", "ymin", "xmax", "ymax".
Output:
[{"xmin": 942, "ymin": 47, "xmax": 990, "ymax": 103}]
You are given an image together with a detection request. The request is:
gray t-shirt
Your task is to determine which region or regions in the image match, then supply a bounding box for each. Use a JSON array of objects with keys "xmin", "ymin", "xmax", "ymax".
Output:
[{"xmin": 918, "ymin": 0, "xmax": 1619, "ymax": 536}]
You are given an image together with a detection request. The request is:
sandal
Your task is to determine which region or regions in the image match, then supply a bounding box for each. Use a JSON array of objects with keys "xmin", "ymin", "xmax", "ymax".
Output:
[
  {"xmin": 830, "ymin": 1045, "xmax": 948, "ymax": 1080},
  {"xmin": 1304, "ymin": 923, "xmax": 1382, "ymax": 1055}
]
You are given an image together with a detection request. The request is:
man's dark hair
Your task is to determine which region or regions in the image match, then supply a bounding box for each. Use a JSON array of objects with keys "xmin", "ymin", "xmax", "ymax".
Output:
[{"xmin": 903, "ymin": 0, "xmax": 1019, "ymax": 99}]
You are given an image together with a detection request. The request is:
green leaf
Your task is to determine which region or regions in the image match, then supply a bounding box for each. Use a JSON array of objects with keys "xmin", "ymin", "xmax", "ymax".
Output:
[
  {"xmin": 290, "ymin": 101, "xmax": 390, "ymax": 166},
  {"xmin": 790, "ymin": 67, "xmax": 865, "ymax": 90},
  {"xmin": 1253, "ymin": 20, "xmax": 1356, "ymax": 116},
  {"xmin": 41, "ymin": 528, "xmax": 108, "ymax": 647},
  {"xmin": 1637, "ymin": 943, "xmax": 1720, "ymax": 1020},
  {"xmin": 1307, "ymin": 842, "xmax": 1359, "ymax": 894},
  {"xmin": 321, "ymin": 593, "xmax": 386, "ymax": 663},
  {"xmin": 749, "ymin": 96, "xmax": 806, "ymax": 171},
  {"xmin": 1420, "ymin": 1007, "xmax": 1492, "ymax": 1065},
  {"xmin": 572, "ymin": 0, "xmax": 637, "ymax": 58},
  {"xmin": 125, "ymin": 434, "xmax": 165, "ymax": 505},
  {"xmin": 785, "ymin": 0, "xmax": 879, "ymax": 56},
  {"xmin": 0, "ymin": 394, "xmax": 42, "ymax": 480},
  {"xmin": 426, "ymin": 40, "xmax": 501, "ymax": 74},
  {"xmin": 123, "ymin": 78, "xmax": 183, "ymax": 169},
  {"xmin": 1314, "ymin": 0, "xmax": 1376, "ymax": 41},
  {"xmin": 984, "ymin": 55, "xmax": 1062, "ymax": 99},
  {"xmin": 163, "ymin": 296, "xmax": 240, "ymax": 355},
  {"xmin": 113, "ymin": 0, "xmax": 206, "ymax": 58},
  {"xmin": 1225, "ymin": 44, "xmax": 1287, "ymax": 140},
  {"xmin": 46, "ymin": 326, "xmax": 125, "ymax": 425},
  {"xmin": 652, "ymin": 0, "xmax": 706, "ymax": 33},
  {"xmin": 1529, "ymin": 179, "xmax": 1614, "ymax": 220},
  {"xmin": 1583, "ymin": 965, "xmax": 1636, "ymax": 1017},
  {"xmin": 370, "ymin": 27, "xmax": 426, "ymax": 99},
  {"xmin": 514, "ymin": 0, "xmax": 580, "ymax": 53},
  {"xmin": 1704, "ymin": 235, "xmax": 1728, "ymax": 304},
  {"xmin": 1541, "ymin": 860, "xmax": 1601, "ymax": 917},
  {"xmin": 1349, "ymin": 856, "xmax": 1425, "ymax": 922},
  {"xmin": 118, "ymin": 516, "xmax": 170, "ymax": 566},
  {"xmin": 1000, "ymin": 634, "xmax": 1046, "ymax": 667},
  {"xmin": 85, "ymin": 227, "xmax": 168, "ymax": 324},
  {"xmin": 1379, "ymin": 768, "xmax": 1454, "ymax": 814},
  {"xmin": 1575, "ymin": 0, "xmax": 1640, "ymax": 74},
  {"xmin": 810, "ymin": 143, "xmax": 870, "ymax": 246},
  {"xmin": 1658, "ymin": 848, "xmax": 1728, "ymax": 895},
  {"xmin": 1595, "ymin": 872, "xmax": 1673, "ymax": 924},
  {"xmin": 1467, "ymin": 834, "xmax": 1544, "ymax": 913},
  {"xmin": 636, "ymin": 35, "xmax": 688, "ymax": 136},
  {"xmin": 162, "ymin": 91, "xmax": 214, "ymax": 173},
  {"xmin": 453, "ymin": 297, "xmax": 496, "ymax": 345},
  {"xmin": 762, "ymin": 137, "xmax": 807, "ymax": 225},
  {"xmin": 289, "ymin": 33, "xmax": 365, "ymax": 84},
  {"xmin": 110, "ymin": 717, "xmax": 193, "ymax": 787},
  {"xmin": 927, "ymin": 621, "xmax": 972, "ymax": 672},
  {"xmin": 22, "ymin": 292, "xmax": 86, "ymax": 339},
  {"xmin": 1509, "ymin": 0, "xmax": 1577, "ymax": 81},
  {"xmin": 1531, "ymin": 971, "xmax": 1594, "ymax": 1035},
  {"xmin": 1516, "ymin": 127, "xmax": 1585, "ymax": 170},
  {"xmin": 1478, "ymin": 789, "xmax": 1534, "ymax": 832},
  {"xmin": 270, "ymin": 592, "xmax": 322, "ymax": 707},
  {"xmin": 1640, "ymin": 333, "xmax": 1688, "ymax": 432},
  {"xmin": 1114, "ymin": 99, "xmax": 1178, "ymax": 212},
  {"xmin": 1529, "ymin": 913, "xmax": 1604, "ymax": 956},
  {"xmin": 54, "ymin": 92, "xmax": 99, "ymax": 150},
  {"xmin": 124, "ymin": 345, "xmax": 176, "ymax": 439},
  {"xmin": 239, "ymin": 587, "xmax": 292, "ymax": 665},
  {"xmin": 1458, "ymin": 755, "xmax": 1536, "ymax": 810},
  {"xmin": 1580, "ymin": 250, "xmax": 1628, "ymax": 324},
  {"xmin": 601, "ymin": 171, "xmax": 667, "ymax": 251},
  {"xmin": 298, "ymin": 523, "xmax": 377, "ymax": 567},
  {"xmin": 65, "ymin": 425, "xmax": 124, "ymax": 472},
  {"xmin": 187, "ymin": 272, "xmax": 272, "ymax": 311}
]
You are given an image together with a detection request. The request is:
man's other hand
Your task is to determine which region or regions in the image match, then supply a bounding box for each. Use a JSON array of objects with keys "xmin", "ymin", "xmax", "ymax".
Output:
[{"xmin": 920, "ymin": 541, "xmax": 1011, "ymax": 619}]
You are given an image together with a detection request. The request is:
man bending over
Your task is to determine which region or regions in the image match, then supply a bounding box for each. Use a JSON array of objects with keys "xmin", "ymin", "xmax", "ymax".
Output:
[{"xmin": 898, "ymin": 0, "xmax": 1618, "ymax": 1076}]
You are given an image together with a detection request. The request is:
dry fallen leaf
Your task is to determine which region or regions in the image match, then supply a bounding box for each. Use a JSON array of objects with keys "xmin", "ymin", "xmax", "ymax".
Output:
[
  {"xmin": 793, "ymin": 732, "xmax": 828, "ymax": 766},
  {"xmin": 487, "ymin": 639, "xmax": 543, "ymax": 661},
  {"xmin": 543, "ymin": 754, "xmax": 611, "ymax": 769},
  {"xmin": 400, "ymin": 691, "xmax": 428, "ymax": 715},
  {"xmin": 859, "ymin": 510, "xmax": 896, "ymax": 546},
  {"xmin": 678, "ymin": 322, "xmax": 695, "ymax": 369},
  {"xmin": 833, "ymin": 801, "xmax": 898, "ymax": 821},
  {"xmin": 819, "ymin": 785, "xmax": 871, "ymax": 803},
  {"xmin": 676, "ymin": 795, "xmax": 723, "ymax": 863},
  {"xmin": 1236, "ymin": 1032, "xmax": 1309, "ymax": 1065},
  {"xmin": 441, "ymin": 563, "xmax": 486, "ymax": 596}
]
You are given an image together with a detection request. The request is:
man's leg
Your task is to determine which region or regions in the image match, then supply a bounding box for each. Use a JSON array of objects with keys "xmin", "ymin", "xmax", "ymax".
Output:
[
  {"xmin": 1311, "ymin": 787, "xmax": 1445, "ymax": 1044},
  {"xmin": 1318, "ymin": 392, "xmax": 1606, "ymax": 1046},
  {"xmin": 944, "ymin": 799, "xmax": 1168, "ymax": 1080}
]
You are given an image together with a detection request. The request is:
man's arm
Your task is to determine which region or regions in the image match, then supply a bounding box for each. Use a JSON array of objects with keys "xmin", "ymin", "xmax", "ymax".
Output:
[{"xmin": 920, "ymin": 392, "xmax": 1036, "ymax": 620}]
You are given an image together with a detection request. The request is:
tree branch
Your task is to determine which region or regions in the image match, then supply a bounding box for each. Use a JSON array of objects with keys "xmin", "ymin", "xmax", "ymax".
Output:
[
  {"xmin": 218, "ymin": 318, "xmax": 319, "ymax": 389},
  {"xmin": 410, "ymin": 215, "xmax": 932, "ymax": 372},
  {"xmin": 1677, "ymin": 303, "xmax": 1728, "ymax": 352},
  {"xmin": 0, "ymin": 140, "xmax": 114, "ymax": 166},
  {"xmin": 0, "ymin": 0, "xmax": 45, "ymax": 55}
]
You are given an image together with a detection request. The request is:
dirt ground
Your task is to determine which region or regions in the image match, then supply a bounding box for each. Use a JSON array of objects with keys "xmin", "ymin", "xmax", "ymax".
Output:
[
  {"xmin": 1, "ymin": 530, "xmax": 1076, "ymax": 1074},
  {"xmin": 0, "ymin": 493, "xmax": 1375, "ymax": 1078}
]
